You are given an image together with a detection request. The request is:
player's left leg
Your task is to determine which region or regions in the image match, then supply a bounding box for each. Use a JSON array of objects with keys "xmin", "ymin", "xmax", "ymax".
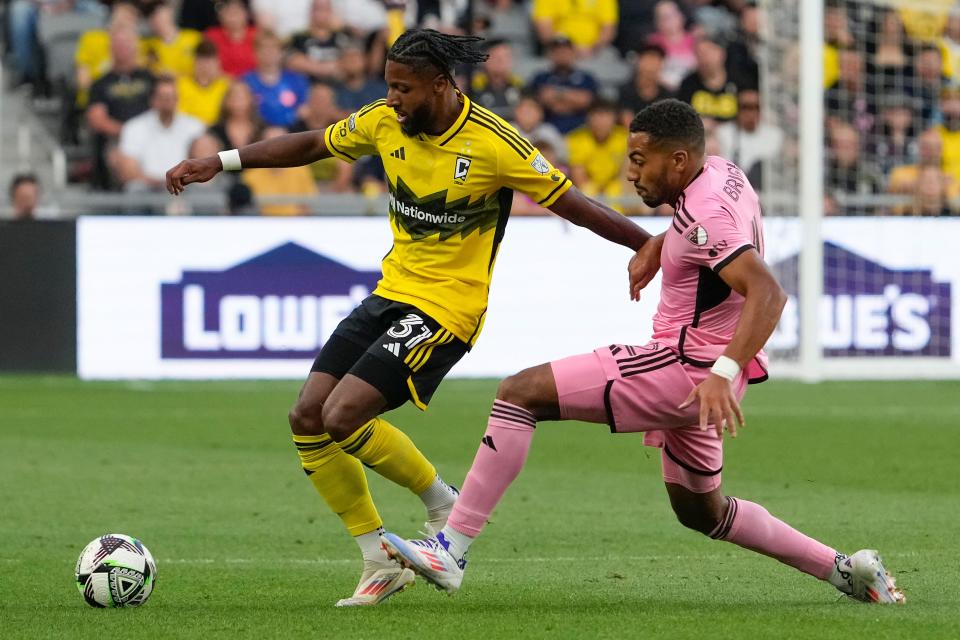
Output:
[{"xmin": 664, "ymin": 480, "xmax": 905, "ymax": 603}]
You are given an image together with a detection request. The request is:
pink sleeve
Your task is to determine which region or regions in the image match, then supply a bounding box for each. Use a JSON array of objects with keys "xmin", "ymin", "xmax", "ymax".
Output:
[{"xmin": 677, "ymin": 201, "xmax": 755, "ymax": 273}]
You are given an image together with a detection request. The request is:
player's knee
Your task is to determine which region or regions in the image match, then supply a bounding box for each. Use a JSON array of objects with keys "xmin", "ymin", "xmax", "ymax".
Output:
[
  {"xmin": 495, "ymin": 370, "xmax": 536, "ymax": 409},
  {"xmin": 288, "ymin": 402, "xmax": 324, "ymax": 436},
  {"xmin": 320, "ymin": 400, "xmax": 363, "ymax": 442},
  {"xmin": 671, "ymin": 501, "xmax": 724, "ymax": 536},
  {"xmin": 495, "ymin": 374, "xmax": 521, "ymax": 405}
]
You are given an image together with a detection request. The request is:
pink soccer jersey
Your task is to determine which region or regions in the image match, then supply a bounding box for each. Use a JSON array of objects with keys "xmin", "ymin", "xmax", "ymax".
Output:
[{"xmin": 651, "ymin": 155, "xmax": 768, "ymax": 382}]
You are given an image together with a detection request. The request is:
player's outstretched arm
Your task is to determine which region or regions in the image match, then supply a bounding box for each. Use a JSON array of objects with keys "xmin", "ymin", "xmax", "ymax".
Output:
[
  {"xmin": 680, "ymin": 248, "xmax": 787, "ymax": 438},
  {"xmin": 165, "ymin": 131, "xmax": 332, "ymax": 195},
  {"xmin": 547, "ymin": 187, "xmax": 664, "ymax": 299},
  {"xmin": 547, "ymin": 187, "xmax": 652, "ymax": 250}
]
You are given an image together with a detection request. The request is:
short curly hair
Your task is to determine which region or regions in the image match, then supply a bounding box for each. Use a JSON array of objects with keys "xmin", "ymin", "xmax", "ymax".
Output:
[{"xmin": 629, "ymin": 99, "xmax": 705, "ymax": 154}]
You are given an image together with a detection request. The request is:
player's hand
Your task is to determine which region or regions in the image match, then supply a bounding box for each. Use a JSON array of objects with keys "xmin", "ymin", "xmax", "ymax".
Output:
[
  {"xmin": 165, "ymin": 156, "xmax": 222, "ymax": 195},
  {"xmin": 628, "ymin": 232, "xmax": 664, "ymax": 300},
  {"xmin": 679, "ymin": 374, "xmax": 745, "ymax": 440}
]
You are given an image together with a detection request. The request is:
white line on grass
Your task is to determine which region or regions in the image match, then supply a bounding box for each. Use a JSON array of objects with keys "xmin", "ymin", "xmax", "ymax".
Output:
[
  {"xmin": 155, "ymin": 551, "xmax": 919, "ymax": 566},
  {"xmin": 0, "ymin": 550, "xmax": 920, "ymax": 566},
  {"xmin": 159, "ymin": 556, "xmax": 674, "ymax": 565},
  {"xmin": 0, "ymin": 556, "xmax": 695, "ymax": 566}
]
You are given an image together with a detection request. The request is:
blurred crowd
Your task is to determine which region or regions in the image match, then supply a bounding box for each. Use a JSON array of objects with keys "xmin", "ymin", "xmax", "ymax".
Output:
[
  {"xmin": 822, "ymin": 2, "xmax": 960, "ymax": 216},
  {"xmin": 2, "ymin": 0, "xmax": 959, "ymax": 217}
]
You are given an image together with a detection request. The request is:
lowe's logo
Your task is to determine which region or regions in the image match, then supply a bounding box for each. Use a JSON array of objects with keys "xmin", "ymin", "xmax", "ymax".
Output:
[
  {"xmin": 768, "ymin": 242, "xmax": 951, "ymax": 356},
  {"xmin": 160, "ymin": 242, "xmax": 381, "ymax": 358}
]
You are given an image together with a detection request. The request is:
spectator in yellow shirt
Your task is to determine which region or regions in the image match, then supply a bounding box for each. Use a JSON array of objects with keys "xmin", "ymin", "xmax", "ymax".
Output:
[
  {"xmin": 242, "ymin": 126, "xmax": 319, "ymax": 216},
  {"xmin": 888, "ymin": 127, "xmax": 960, "ymax": 208},
  {"xmin": 566, "ymin": 100, "xmax": 627, "ymax": 202},
  {"xmin": 942, "ymin": 15, "xmax": 960, "ymax": 83},
  {"xmin": 936, "ymin": 85, "xmax": 960, "ymax": 183},
  {"xmin": 176, "ymin": 40, "xmax": 230, "ymax": 126},
  {"xmin": 74, "ymin": 2, "xmax": 143, "ymax": 106},
  {"xmin": 823, "ymin": 4, "xmax": 853, "ymax": 89},
  {"xmin": 898, "ymin": 3, "xmax": 951, "ymax": 42},
  {"xmin": 531, "ymin": 0, "xmax": 618, "ymax": 54},
  {"xmin": 144, "ymin": 2, "xmax": 202, "ymax": 77}
]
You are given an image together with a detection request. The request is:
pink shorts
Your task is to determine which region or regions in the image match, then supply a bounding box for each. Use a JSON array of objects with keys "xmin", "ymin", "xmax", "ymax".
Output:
[{"xmin": 550, "ymin": 342, "xmax": 748, "ymax": 493}]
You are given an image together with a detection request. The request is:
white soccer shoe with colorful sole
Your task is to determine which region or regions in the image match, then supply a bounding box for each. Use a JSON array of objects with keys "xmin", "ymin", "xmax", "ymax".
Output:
[
  {"xmin": 334, "ymin": 563, "xmax": 416, "ymax": 607},
  {"xmin": 381, "ymin": 532, "xmax": 464, "ymax": 594},
  {"xmin": 840, "ymin": 549, "xmax": 905, "ymax": 604}
]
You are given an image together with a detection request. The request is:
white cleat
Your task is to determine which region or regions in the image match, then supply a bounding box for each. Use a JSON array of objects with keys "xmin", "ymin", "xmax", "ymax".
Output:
[
  {"xmin": 839, "ymin": 549, "xmax": 905, "ymax": 604},
  {"xmin": 381, "ymin": 532, "xmax": 464, "ymax": 594},
  {"xmin": 334, "ymin": 562, "xmax": 416, "ymax": 607}
]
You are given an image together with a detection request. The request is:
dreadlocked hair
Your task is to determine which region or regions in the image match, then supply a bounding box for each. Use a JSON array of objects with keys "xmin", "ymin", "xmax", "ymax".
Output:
[{"xmin": 387, "ymin": 29, "xmax": 489, "ymax": 86}]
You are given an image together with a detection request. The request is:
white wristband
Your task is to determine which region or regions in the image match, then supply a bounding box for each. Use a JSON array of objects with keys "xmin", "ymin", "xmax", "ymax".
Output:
[
  {"xmin": 710, "ymin": 355, "xmax": 741, "ymax": 381},
  {"xmin": 217, "ymin": 149, "xmax": 242, "ymax": 171}
]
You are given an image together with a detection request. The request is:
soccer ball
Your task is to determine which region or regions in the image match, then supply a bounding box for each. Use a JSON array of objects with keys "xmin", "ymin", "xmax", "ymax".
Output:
[{"xmin": 75, "ymin": 534, "xmax": 157, "ymax": 608}]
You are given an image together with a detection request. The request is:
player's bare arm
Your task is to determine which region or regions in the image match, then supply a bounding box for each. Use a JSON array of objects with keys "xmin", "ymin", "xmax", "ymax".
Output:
[
  {"xmin": 680, "ymin": 248, "xmax": 787, "ymax": 438},
  {"xmin": 547, "ymin": 188, "xmax": 663, "ymax": 297},
  {"xmin": 165, "ymin": 130, "xmax": 332, "ymax": 195},
  {"xmin": 628, "ymin": 232, "xmax": 665, "ymax": 301}
]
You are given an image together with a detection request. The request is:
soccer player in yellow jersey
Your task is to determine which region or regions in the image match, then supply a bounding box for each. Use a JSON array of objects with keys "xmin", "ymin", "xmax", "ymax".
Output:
[{"xmin": 166, "ymin": 29, "xmax": 663, "ymax": 607}]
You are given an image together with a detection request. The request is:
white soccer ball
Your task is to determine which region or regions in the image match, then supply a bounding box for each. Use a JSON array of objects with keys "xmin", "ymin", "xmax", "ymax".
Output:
[{"xmin": 75, "ymin": 534, "xmax": 157, "ymax": 608}]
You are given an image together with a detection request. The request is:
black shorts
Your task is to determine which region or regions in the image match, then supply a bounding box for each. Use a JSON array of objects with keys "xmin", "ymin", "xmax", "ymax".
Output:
[{"xmin": 311, "ymin": 294, "xmax": 469, "ymax": 411}]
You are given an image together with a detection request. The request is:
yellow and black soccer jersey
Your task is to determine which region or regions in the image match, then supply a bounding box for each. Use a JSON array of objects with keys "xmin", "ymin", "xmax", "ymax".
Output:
[{"xmin": 324, "ymin": 94, "xmax": 572, "ymax": 345}]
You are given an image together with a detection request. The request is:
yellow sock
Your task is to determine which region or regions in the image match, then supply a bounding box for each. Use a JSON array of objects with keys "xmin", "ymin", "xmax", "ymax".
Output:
[
  {"xmin": 338, "ymin": 418, "xmax": 437, "ymax": 495},
  {"xmin": 293, "ymin": 433, "xmax": 382, "ymax": 536}
]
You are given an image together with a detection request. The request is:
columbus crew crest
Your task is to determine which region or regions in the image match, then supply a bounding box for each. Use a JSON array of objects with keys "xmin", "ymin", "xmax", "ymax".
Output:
[{"xmin": 454, "ymin": 156, "xmax": 472, "ymax": 183}]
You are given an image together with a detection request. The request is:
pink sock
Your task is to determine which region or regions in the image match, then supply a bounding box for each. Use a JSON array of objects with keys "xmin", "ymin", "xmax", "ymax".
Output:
[
  {"xmin": 446, "ymin": 400, "xmax": 537, "ymax": 538},
  {"xmin": 711, "ymin": 497, "xmax": 837, "ymax": 580}
]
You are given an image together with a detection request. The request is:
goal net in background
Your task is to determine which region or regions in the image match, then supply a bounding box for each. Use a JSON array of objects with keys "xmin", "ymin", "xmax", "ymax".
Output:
[{"xmin": 758, "ymin": 0, "xmax": 959, "ymax": 379}]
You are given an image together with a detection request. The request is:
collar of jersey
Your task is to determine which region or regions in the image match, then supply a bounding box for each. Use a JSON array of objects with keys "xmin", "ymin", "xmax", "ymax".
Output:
[
  {"xmin": 417, "ymin": 92, "xmax": 471, "ymax": 146},
  {"xmin": 675, "ymin": 164, "xmax": 706, "ymax": 208}
]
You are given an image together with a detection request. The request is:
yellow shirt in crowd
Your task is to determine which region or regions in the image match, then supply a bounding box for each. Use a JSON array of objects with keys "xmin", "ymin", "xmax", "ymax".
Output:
[
  {"xmin": 897, "ymin": 4, "xmax": 951, "ymax": 42},
  {"xmin": 531, "ymin": 0, "xmax": 618, "ymax": 50},
  {"xmin": 242, "ymin": 167, "xmax": 319, "ymax": 217},
  {"xmin": 566, "ymin": 124, "xmax": 627, "ymax": 199},
  {"xmin": 143, "ymin": 30, "xmax": 202, "ymax": 78},
  {"xmin": 176, "ymin": 75, "xmax": 230, "ymax": 125},
  {"xmin": 74, "ymin": 30, "xmax": 149, "ymax": 105},
  {"xmin": 935, "ymin": 126, "xmax": 960, "ymax": 183}
]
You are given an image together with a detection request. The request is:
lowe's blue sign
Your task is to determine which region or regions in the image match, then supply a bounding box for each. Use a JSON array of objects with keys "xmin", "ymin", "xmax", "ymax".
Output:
[
  {"xmin": 160, "ymin": 242, "xmax": 380, "ymax": 359},
  {"xmin": 770, "ymin": 242, "xmax": 951, "ymax": 357}
]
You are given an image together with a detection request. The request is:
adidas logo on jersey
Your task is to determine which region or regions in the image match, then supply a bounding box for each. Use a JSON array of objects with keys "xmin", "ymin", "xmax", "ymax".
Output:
[
  {"xmin": 390, "ymin": 147, "xmax": 406, "ymax": 160},
  {"xmin": 382, "ymin": 342, "xmax": 401, "ymax": 357}
]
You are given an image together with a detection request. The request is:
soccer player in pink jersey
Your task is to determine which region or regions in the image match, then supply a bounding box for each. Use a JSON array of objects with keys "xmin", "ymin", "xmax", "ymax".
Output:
[{"xmin": 382, "ymin": 100, "xmax": 904, "ymax": 604}]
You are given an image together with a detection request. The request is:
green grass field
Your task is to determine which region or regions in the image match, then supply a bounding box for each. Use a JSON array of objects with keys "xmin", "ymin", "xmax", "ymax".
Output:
[{"xmin": 1, "ymin": 376, "xmax": 958, "ymax": 639}]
